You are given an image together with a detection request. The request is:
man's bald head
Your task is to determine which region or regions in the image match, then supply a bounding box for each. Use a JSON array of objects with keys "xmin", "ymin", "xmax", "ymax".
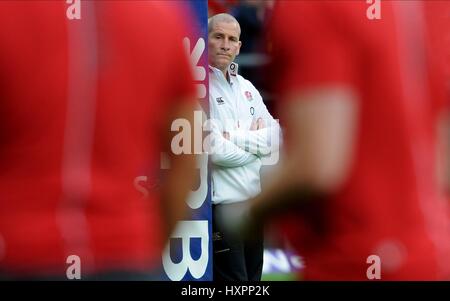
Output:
[
  {"xmin": 208, "ymin": 13, "xmax": 242, "ymax": 75},
  {"xmin": 208, "ymin": 13, "xmax": 241, "ymax": 38}
]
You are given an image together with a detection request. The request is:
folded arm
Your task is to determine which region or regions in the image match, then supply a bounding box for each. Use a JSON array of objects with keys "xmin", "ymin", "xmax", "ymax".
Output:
[{"xmin": 209, "ymin": 127, "xmax": 259, "ymax": 168}]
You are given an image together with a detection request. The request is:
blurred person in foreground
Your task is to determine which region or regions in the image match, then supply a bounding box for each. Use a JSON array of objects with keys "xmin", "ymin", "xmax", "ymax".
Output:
[
  {"xmin": 235, "ymin": 0, "xmax": 450, "ymax": 280},
  {"xmin": 425, "ymin": 1, "xmax": 450, "ymax": 207},
  {"xmin": 208, "ymin": 13, "xmax": 280, "ymax": 281},
  {"xmin": 0, "ymin": 1, "xmax": 197, "ymax": 280}
]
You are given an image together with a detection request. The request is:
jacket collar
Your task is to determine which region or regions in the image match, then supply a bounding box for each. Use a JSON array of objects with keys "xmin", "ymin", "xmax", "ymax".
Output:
[{"xmin": 209, "ymin": 62, "xmax": 239, "ymax": 77}]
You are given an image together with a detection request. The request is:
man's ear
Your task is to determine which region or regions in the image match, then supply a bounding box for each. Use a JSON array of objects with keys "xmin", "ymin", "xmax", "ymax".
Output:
[{"xmin": 236, "ymin": 41, "xmax": 242, "ymax": 56}]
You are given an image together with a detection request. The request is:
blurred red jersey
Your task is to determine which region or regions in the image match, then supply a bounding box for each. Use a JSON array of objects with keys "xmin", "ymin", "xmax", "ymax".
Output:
[
  {"xmin": 271, "ymin": 0, "xmax": 450, "ymax": 280},
  {"xmin": 424, "ymin": 1, "xmax": 450, "ymax": 209},
  {"xmin": 0, "ymin": 1, "xmax": 194, "ymax": 276}
]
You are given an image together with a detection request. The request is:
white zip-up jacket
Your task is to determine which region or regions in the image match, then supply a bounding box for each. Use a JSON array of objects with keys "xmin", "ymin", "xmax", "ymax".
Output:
[{"xmin": 209, "ymin": 63, "xmax": 281, "ymax": 204}]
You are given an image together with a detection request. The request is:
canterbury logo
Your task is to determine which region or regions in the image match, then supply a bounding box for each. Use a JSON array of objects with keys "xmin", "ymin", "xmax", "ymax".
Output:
[{"xmin": 216, "ymin": 97, "xmax": 225, "ymax": 105}]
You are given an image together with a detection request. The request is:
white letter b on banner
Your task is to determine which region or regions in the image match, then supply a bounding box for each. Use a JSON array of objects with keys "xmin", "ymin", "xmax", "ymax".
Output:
[{"xmin": 162, "ymin": 220, "xmax": 209, "ymax": 281}]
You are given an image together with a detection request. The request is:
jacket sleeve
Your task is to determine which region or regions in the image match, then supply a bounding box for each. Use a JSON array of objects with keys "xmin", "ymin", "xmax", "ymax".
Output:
[
  {"xmin": 229, "ymin": 83, "xmax": 282, "ymax": 157},
  {"xmin": 209, "ymin": 123, "xmax": 259, "ymax": 167}
]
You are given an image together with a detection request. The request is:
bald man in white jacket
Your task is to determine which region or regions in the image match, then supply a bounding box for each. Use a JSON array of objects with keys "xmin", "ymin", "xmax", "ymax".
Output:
[{"xmin": 208, "ymin": 13, "xmax": 281, "ymax": 281}]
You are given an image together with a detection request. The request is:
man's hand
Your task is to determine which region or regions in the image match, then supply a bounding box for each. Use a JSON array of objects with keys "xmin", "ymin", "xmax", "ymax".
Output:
[{"xmin": 250, "ymin": 117, "xmax": 266, "ymax": 131}]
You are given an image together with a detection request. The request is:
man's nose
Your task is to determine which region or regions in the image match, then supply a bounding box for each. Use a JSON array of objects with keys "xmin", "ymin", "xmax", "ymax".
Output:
[{"xmin": 220, "ymin": 39, "xmax": 231, "ymax": 51}]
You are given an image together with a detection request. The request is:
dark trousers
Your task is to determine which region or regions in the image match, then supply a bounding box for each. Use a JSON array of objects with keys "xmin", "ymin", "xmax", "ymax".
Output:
[{"xmin": 212, "ymin": 203, "xmax": 264, "ymax": 281}]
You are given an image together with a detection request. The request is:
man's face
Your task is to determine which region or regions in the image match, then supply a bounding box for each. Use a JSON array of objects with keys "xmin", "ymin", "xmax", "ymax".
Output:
[{"xmin": 208, "ymin": 21, "xmax": 241, "ymax": 73}]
